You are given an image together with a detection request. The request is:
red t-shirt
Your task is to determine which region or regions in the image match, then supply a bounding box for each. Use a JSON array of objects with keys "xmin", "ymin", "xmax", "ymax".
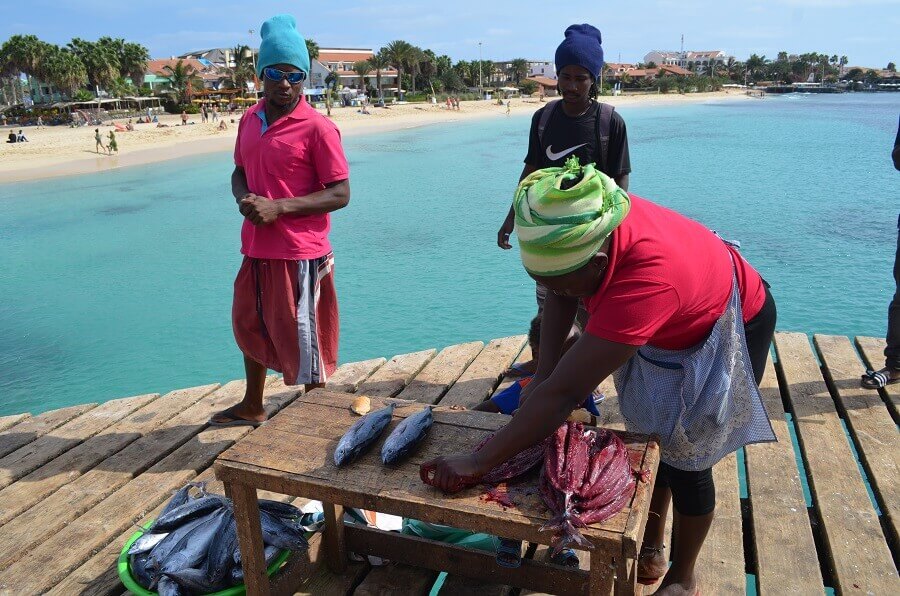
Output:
[
  {"xmin": 234, "ymin": 97, "xmax": 350, "ymax": 260},
  {"xmin": 584, "ymin": 195, "xmax": 766, "ymax": 350}
]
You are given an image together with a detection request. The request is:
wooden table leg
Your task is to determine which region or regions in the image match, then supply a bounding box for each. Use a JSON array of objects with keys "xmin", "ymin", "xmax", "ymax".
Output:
[
  {"xmin": 229, "ymin": 480, "xmax": 271, "ymax": 596},
  {"xmin": 590, "ymin": 548, "xmax": 616, "ymax": 595},
  {"xmin": 615, "ymin": 554, "xmax": 638, "ymax": 595},
  {"xmin": 322, "ymin": 501, "xmax": 347, "ymax": 573}
]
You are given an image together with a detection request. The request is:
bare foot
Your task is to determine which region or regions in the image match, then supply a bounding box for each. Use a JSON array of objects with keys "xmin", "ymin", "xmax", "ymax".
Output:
[
  {"xmin": 656, "ymin": 572, "xmax": 699, "ymax": 595},
  {"xmin": 637, "ymin": 546, "xmax": 667, "ymax": 583}
]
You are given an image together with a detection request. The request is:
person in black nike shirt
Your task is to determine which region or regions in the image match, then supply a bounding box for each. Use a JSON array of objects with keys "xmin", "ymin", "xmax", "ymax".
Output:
[{"xmin": 497, "ymin": 24, "xmax": 631, "ymax": 377}]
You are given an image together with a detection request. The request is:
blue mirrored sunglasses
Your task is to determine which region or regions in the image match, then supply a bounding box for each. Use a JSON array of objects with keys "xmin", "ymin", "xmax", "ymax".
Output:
[{"xmin": 263, "ymin": 67, "xmax": 307, "ymax": 84}]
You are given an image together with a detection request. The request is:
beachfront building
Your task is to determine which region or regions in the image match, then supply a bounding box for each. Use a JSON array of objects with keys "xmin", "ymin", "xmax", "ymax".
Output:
[
  {"xmin": 179, "ymin": 48, "xmax": 249, "ymax": 70},
  {"xmin": 309, "ymin": 48, "xmax": 398, "ymax": 93},
  {"xmin": 525, "ymin": 75, "xmax": 559, "ymax": 96},
  {"xmin": 644, "ymin": 50, "xmax": 729, "ymax": 74},
  {"xmin": 145, "ymin": 58, "xmax": 225, "ymax": 92},
  {"xmin": 493, "ymin": 60, "xmax": 556, "ymax": 85}
]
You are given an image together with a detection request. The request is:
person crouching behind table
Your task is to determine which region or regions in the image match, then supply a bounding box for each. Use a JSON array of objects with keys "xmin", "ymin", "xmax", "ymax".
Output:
[
  {"xmin": 421, "ymin": 157, "xmax": 777, "ymax": 596},
  {"xmin": 209, "ymin": 14, "xmax": 351, "ymax": 427}
]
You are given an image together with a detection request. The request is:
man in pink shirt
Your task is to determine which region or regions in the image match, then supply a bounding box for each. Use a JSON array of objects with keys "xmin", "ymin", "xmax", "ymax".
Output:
[{"xmin": 210, "ymin": 14, "xmax": 350, "ymax": 426}]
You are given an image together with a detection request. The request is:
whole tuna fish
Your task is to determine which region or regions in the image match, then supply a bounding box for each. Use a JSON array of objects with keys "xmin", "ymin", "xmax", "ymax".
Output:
[
  {"xmin": 151, "ymin": 494, "xmax": 228, "ymax": 532},
  {"xmin": 258, "ymin": 499, "xmax": 303, "ymax": 520},
  {"xmin": 381, "ymin": 406, "xmax": 434, "ymax": 464},
  {"xmin": 203, "ymin": 508, "xmax": 238, "ymax": 588},
  {"xmin": 130, "ymin": 551, "xmax": 155, "ymax": 589},
  {"xmin": 156, "ymin": 576, "xmax": 184, "ymax": 596},
  {"xmin": 159, "ymin": 508, "xmax": 228, "ymax": 576},
  {"xmin": 128, "ymin": 529, "xmax": 169, "ymax": 556},
  {"xmin": 333, "ymin": 403, "xmax": 395, "ymax": 466},
  {"xmin": 231, "ymin": 545, "xmax": 280, "ymax": 583}
]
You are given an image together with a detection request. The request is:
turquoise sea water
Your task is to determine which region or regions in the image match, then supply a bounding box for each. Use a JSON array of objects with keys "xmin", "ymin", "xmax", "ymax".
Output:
[{"xmin": 1, "ymin": 93, "xmax": 898, "ymax": 415}]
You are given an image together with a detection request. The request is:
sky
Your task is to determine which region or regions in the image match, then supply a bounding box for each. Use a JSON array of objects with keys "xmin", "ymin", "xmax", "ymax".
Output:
[{"xmin": 3, "ymin": 0, "xmax": 898, "ymax": 68}]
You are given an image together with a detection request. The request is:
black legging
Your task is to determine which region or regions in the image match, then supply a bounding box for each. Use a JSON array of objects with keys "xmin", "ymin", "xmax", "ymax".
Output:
[{"xmin": 657, "ymin": 284, "xmax": 777, "ymax": 516}]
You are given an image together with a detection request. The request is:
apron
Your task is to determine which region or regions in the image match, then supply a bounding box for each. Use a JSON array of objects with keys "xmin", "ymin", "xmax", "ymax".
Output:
[{"xmin": 613, "ymin": 272, "xmax": 776, "ymax": 471}]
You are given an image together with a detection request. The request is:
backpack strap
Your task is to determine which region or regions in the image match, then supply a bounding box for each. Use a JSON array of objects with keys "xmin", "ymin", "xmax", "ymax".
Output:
[
  {"xmin": 536, "ymin": 100, "xmax": 561, "ymax": 151},
  {"xmin": 595, "ymin": 102, "xmax": 615, "ymax": 174}
]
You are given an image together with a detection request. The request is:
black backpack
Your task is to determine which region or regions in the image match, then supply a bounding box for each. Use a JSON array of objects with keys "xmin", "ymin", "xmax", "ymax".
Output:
[{"xmin": 536, "ymin": 100, "xmax": 615, "ymax": 174}]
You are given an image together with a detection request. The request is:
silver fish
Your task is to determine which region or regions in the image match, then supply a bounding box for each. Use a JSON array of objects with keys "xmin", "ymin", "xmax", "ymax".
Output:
[
  {"xmin": 381, "ymin": 406, "xmax": 434, "ymax": 464},
  {"xmin": 333, "ymin": 403, "xmax": 395, "ymax": 466},
  {"xmin": 128, "ymin": 530, "xmax": 169, "ymax": 556},
  {"xmin": 231, "ymin": 545, "xmax": 280, "ymax": 583},
  {"xmin": 151, "ymin": 494, "xmax": 227, "ymax": 532}
]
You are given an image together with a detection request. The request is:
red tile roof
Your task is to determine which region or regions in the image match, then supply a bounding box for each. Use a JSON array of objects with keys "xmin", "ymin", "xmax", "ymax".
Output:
[
  {"xmin": 318, "ymin": 51, "xmax": 376, "ymax": 63},
  {"xmin": 147, "ymin": 58, "xmax": 210, "ymax": 76},
  {"xmin": 526, "ymin": 75, "xmax": 558, "ymax": 87},
  {"xmin": 659, "ymin": 64, "xmax": 692, "ymax": 76}
]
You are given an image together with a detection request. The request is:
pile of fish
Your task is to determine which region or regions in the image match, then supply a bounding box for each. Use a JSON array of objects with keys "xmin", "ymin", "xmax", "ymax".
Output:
[
  {"xmin": 127, "ymin": 483, "xmax": 308, "ymax": 595},
  {"xmin": 539, "ymin": 422, "xmax": 639, "ymax": 554},
  {"xmin": 333, "ymin": 403, "xmax": 434, "ymax": 467}
]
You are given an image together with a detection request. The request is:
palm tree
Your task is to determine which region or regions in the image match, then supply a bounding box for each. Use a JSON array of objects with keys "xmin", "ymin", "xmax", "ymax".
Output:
[
  {"xmin": 226, "ymin": 45, "xmax": 255, "ymax": 92},
  {"xmin": 453, "ymin": 60, "xmax": 472, "ymax": 87},
  {"xmin": 839, "ymin": 55, "xmax": 848, "ymax": 77},
  {"xmin": 368, "ymin": 51, "xmax": 391, "ymax": 100},
  {"xmin": 305, "ymin": 39, "xmax": 320, "ymax": 61},
  {"xmin": 509, "ymin": 58, "xmax": 528, "ymax": 85},
  {"xmin": 68, "ymin": 38, "xmax": 119, "ymax": 93},
  {"xmin": 0, "ymin": 35, "xmax": 51, "ymax": 100},
  {"xmin": 745, "ymin": 54, "xmax": 768, "ymax": 82},
  {"xmin": 121, "ymin": 42, "xmax": 150, "ymax": 87},
  {"xmin": 382, "ymin": 40, "xmax": 415, "ymax": 100},
  {"xmin": 162, "ymin": 59, "xmax": 204, "ymax": 104},
  {"xmin": 352, "ymin": 60, "xmax": 371, "ymax": 90},
  {"xmin": 43, "ymin": 47, "xmax": 87, "ymax": 96}
]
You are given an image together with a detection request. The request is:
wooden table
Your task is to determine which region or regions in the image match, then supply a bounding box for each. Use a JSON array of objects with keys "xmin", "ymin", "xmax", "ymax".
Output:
[{"xmin": 214, "ymin": 389, "xmax": 660, "ymax": 596}]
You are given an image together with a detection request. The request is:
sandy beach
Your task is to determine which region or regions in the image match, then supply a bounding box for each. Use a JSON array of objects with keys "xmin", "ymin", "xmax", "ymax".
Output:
[{"xmin": 1, "ymin": 91, "xmax": 751, "ymax": 184}]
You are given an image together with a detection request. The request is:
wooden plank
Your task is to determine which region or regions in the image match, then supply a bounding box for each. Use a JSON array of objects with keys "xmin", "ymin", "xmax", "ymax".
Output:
[
  {"xmin": 774, "ymin": 331, "xmax": 896, "ymax": 593},
  {"xmin": 0, "ymin": 393, "xmax": 158, "ymax": 490},
  {"xmin": 438, "ymin": 336, "xmax": 527, "ymax": 408},
  {"xmin": 0, "ymin": 386, "xmax": 207, "ymax": 527},
  {"xmin": 46, "ymin": 467, "xmax": 303, "ymax": 596},
  {"xmin": 744, "ymin": 356, "xmax": 823, "ymax": 594},
  {"xmin": 397, "ymin": 341, "xmax": 485, "ymax": 404},
  {"xmin": 815, "ymin": 334, "xmax": 900, "ymax": 547},
  {"xmin": 694, "ymin": 452, "xmax": 744, "ymax": 594},
  {"xmin": 0, "ymin": 381, "xmax": 232, "ymax": 569},
  {"xmin": 353, "ymin": 563, "xmax": 436, "ymax": 596},
  {"xmin": 855, "ymin": 335, "xmax": 899, "ymax": 419},
  {"xmin": 0, "ymin": 386, "xmax": 301, "ymax": 593},
  {"xmin": 491, "ymin": 343, "xmax": 531, "ymax": 397},
  {"xmin": 0, "ymin": 403, "xmax": 96, "ymax": 458},
  {"xmin": 0, "ymin": 414, "xmax": 29, "ymax": 433},
  {"xmin": 344, "ymin": 524, "xmax": 589, "ymax": 595},
  {"xmin": 294, "ymin": 558, "xmax": 368, "ymax": 596},
  {"xmin": 357, "ymin": 349, "xmax": 437, "ymax": 398},
  {"xmin": 328, "ymin": 358, "xmax": 387, "ymax": 393}
]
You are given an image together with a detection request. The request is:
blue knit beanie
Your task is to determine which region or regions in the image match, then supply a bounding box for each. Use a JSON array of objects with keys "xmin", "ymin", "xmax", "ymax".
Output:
[
  {"xmin": 555, "ymin": 24, "xmax": 604, "ymax": 79},
  {"xmin": 257, "ymin": 14, "xmax": 310, "ymax": 77}
]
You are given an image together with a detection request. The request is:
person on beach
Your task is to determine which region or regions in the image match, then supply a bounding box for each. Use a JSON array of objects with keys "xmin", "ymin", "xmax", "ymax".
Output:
[
  {"xmin": 181, "ymin": 110, "xmax": 188, "ymax": 126},
  {"xmin": 107, "ymin": 130, "xmax": 118, "ymax": 155},
  {"xmin": 861, "ymin": 115, "xmax": 900, "ymax": 389},
  {"xmin": 496, "ymin": 24, "xmax": 631, "ymax": 377},
  {"xmin": 212, "ymin": 106, "xmax": 219, "ymax": 122},
  {"xmin": 209, "ymin": 14, "xmax": 350, "ymax": 427},
  {"xmin": 6, "ymin": 130, "xmax": 16, "ymax": 143},
  {"xmin": 201, "ymin": 104, "xmax": 208, "ymax": 123},
  {"xmin": 422, "ymin": 158, "xmax": 777, "ymax": 595},
  {"xmin": 36, "ymin": 115, "xmax": 44, "ymax": 128},
  {"xmin": 16, "ymin": 129, "xmax": 28, "ymax": 142}
]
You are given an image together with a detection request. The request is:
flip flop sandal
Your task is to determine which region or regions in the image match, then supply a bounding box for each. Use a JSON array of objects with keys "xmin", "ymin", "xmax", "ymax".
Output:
[
  {"xmin": 860, "ymin": 368, "xmax": 900, "ymax": 389},
  {"xmin": 504, "ymin": 363, "xmax": 534, "ymax": 377},
  {"xmin": 495, "ymin": 539, "xmax": 523, "ymax": 568},
  {"xmin": 207, "ymin": 407, "xmax": 266, "ymax": 427},
  {"xmin": 549, "ymin": 547, "xmax": 580, "ymax": 568}
]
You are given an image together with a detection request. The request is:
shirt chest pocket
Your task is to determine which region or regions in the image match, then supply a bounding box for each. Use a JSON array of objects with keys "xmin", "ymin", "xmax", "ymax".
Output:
[{"xmin": 262, "ymin": 138, "xmax": 311, "ymax": 181}]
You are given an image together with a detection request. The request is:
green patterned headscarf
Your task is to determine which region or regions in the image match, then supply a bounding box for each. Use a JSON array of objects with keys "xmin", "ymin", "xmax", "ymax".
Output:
[{"xmin": 514, "ymin": 157, "xmax": 630, "ymax": 276}]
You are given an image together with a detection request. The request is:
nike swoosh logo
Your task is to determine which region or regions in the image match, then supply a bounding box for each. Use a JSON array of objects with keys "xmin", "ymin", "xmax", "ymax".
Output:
[{"xmin": 546, "ymin": 143, "xmax": 587, "ymax": 161}]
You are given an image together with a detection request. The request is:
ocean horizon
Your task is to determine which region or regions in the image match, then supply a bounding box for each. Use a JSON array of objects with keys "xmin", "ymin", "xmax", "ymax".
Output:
[{"xmin": 2, "ymin": 92, "xmax": 898, "ymax": 416}]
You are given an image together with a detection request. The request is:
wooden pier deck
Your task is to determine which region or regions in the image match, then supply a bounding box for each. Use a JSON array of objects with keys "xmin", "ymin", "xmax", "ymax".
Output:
[{"xmin": 0, "ymin": 332, "xmax": 896, "ymax": 595}]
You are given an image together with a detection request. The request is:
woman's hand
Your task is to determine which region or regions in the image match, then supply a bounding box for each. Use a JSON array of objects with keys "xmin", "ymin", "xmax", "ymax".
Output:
[{"xmin": 420, "ymin": 453, "xmax": 487, "ymax": 493}]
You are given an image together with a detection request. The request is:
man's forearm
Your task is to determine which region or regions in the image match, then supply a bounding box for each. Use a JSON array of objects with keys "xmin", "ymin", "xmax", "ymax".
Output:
[
  {"xmin": 275, "ymin": 180, "xmax": 350, "ymax": 216},
  {"xmin": 615, "ymin": 173, "xmax": 629, "ymax": 191},
  {"xmin": 232, "ymin": 168, "xmax": 250, "ymax": 202}
]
